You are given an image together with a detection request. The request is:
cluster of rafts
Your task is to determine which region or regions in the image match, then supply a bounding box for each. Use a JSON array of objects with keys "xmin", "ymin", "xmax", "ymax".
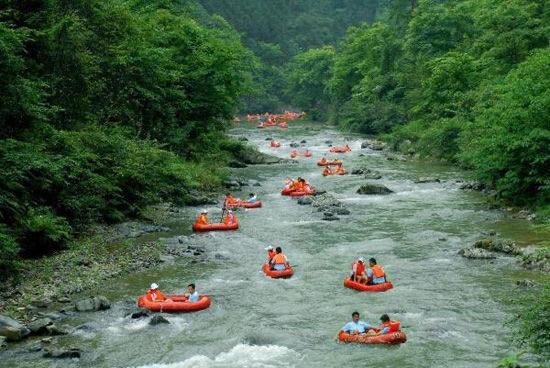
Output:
[{"xmin": 135, "ymin": 129, "xmax": 406, "ymax": 346}]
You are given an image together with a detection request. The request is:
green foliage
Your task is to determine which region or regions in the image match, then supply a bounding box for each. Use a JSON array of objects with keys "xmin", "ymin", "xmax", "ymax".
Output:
[
  {"xmin": 496, "ymin": 352, "xmax": 526, "ymax": 368},
  {"xmin": 0, "ymin": 0, "xmax": 250, "ymax": 276}
]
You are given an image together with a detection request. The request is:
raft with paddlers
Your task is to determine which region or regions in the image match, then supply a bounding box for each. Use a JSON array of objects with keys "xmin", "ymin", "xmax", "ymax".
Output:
[
  {"xmin": 329, "ymin": 145, "xmax": 352, "ymax": 153},
  {"xmin": 337, "ymin": 330, "xmax": 406, "ymax": 345},
  {"xmin": 270, "ymin": 140, "xmax": 281, "ymax": 148},
  {"xmin": 290, "ymin": 150, "xmax": 300, "ymax": 158},
  {"xmin": 137, "ymin": 295, "xmax": 211, "ymax": 313},
  {"xmin": 226, "ymin": 201, "xmax": 262, "ymax": 209},
  {"xmin": 317, "ymin": 159, "xmax": 343, "ymax": 166},
  {"xmin": 343, "ymin": 278, "xmax": 393, "ymax": 292},
  {"xmin": 262, "ymin": 263, "xmax": 294, "ymax": 279},
  {"xmin": 192, "ymin": 222, "xmax": 239, "ymax": 232}
]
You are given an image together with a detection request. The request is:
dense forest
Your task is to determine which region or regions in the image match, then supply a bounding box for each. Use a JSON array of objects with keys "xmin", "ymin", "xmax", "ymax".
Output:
[
  {"xmin": 285, "ymin": 0, "xmax": 549, "ymax": 215},
  {"xmin": 0, "ymin": 0, "xmax": 254, "ymax": 275}
]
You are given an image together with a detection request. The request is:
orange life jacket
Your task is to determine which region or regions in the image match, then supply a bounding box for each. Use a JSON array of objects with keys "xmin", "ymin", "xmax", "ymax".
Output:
[
  {"xmin": 272, "ymin": 253, "xmax": 287, "ymax": 265},
  {"xmin": 225, "ymin": 196, "xmax": 237, "ymax": 205},
  {"xmin": 381, "ymin": 320, "xmax": 400, "ymax": 333},
  {"xmin": 371, "ymin": 264, "xmax": 385, "ymax": 278},
  {"xmin": 320, "ymin": 158, "xmax": 327, "ymax": 164},
  {"xmin": 323, "ymin": 167, "xmax": 332, "ymax": 175},
  {"xmin": 147, "ymin": 289, "xmax": 167, "ymax": 302},
  {"xmin": 352, "ymin": 261, "xmax": 365, "ymax": 276},
  {"xmin": 196, "ymin": 214, "xmax": 208, "ymax": 225}
]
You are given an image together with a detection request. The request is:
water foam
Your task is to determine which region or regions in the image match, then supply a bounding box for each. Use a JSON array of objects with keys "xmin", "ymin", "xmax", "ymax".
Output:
[{"xmin": 131, "ymin": 343, "xmax": 298, "ymax": 368}]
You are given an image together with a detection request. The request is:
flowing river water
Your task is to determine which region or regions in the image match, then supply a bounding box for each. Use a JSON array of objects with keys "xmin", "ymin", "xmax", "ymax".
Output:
[{"xmin": 3, "ymin": 123, "xmax": 546, "ymax": 368}]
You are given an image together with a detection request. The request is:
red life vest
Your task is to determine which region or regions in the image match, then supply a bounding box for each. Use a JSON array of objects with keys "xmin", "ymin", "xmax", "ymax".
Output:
[
  {"xmin": 381, "ymin": 320, "xmax": 400, "ymax": 333},
  {"xmin": 352, "ymin": 261, "xmax": 365, "ymax": 276}
]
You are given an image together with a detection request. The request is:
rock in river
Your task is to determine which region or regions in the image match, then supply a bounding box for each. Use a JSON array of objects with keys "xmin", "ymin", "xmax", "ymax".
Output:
[
  {"xmin": 297, "ymin": 197, "xmax": 313, "ymax": 205},
  {"xmin": 458, "ymin": 247, "xmax": 496, "ymax": 259},
  {"xmin": 149, "ymin": 315, "xmax": 169, "ymax": 325},
  {"xmin": 74, "ymin": 296, "xmax": 111, "ymax": 312},
  {"xmin": 43, "ymin": 347, "xmax": 81, "ymax": 359},
  {"xmin": 28, "ymin": 318, "xmax": 53, "ymax": 335},
  {"xmin": 0, "ymin": 315, "xmax": 30, "ymax": 341},
  {"xmin": 357, "ymin": 183, "xmax": 393, "ymax": 195}
]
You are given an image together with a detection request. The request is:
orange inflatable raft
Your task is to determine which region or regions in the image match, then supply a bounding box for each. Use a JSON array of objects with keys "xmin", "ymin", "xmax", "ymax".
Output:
[
  {"xmin": 270, "ymin": 140, "xmax": 281, "ymax": 148},
  {"xmin": 192, "ymin": 222, "xmax": 239, "ymax": 232},
  {"xmin": 338, "ymin": 330, "xmax": 406, "ymax": 345},
  {"xmin": 343, "ymin": 278, "xmax": 393, "ymax": 292},
  {"xmin": 262, "ymin": 263, "xmax": 294, "ymax": 279},
  {"xmin": 329, "ymin": 146, "xmax": 352, "ymax": 153},
  {"xmin": 303, "ymin": 150, "xmax": 312, "ymax": 157},
  {"xmin": 227, "ymin": 201, "xmax": 262, "ymax": 209},
  {"xmin": 137, "ymin": 295, "xmax": 211, "ymax": 313},
  {"xmin": 289, "ymin": 189, "xmax": 315, "ymax": 197},
  {"xmin": 317, "ymin": 159, "xmax": 343, "ymax": 166}
]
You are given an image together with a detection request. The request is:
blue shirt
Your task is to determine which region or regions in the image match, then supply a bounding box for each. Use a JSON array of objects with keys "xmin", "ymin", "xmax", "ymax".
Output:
[
  {"xmin": 247, "ymin": 196, "xmax": 257, "ymax": 203},
  {"xmin": 380, "ymin": 326, "xmax": 390, "ymax": 335},
  {"xmin": 188, "ymin": 291, "xmax": 199, "ymax": 302},
  {"xmin": 366, "ymin": 268, "xmax": 386, "ymax": 284},
  {"xmin": 341, "ymin": 321, "xmax": 370, "ymax": 334}
]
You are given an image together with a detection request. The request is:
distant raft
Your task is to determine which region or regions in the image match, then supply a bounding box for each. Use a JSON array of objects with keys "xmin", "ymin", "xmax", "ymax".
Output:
[
  {"xmin": 338, "ymin": 330, "xmax": 406, "ymax": 345},
  {"xmin": 137, "ymin": 295, "xmax": 211, "ymax": 313},
  {"xmin": 192, "ymin": 222, "xmax": 239, "ymax": 232},
  {"xmin": 227, "ymin": 201, "xmax": 262, "ymax": 209},
  {"xmin": 343, "ymin": 278, "xmax": 393, "ymax": 292},
  {"xmin": 262, "ymin": 263, "xmax": 294, "ymax": 279}
]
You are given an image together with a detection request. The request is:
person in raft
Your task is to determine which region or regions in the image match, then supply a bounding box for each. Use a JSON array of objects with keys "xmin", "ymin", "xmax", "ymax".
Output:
[
  {"xmin": 340, "ymin": 311, "xmax": 371, "ymax": 336},
  {"xmin": 350, "ymin": 257, "xmax": 367, "ymax": 284},
  {"xmin": 366, "ymin": 257, "xmax": 387, "ymax": 285},
  {"xmin": 195, "ymin": 209, "xmax": 208, "ymax": 225},
  {"xmin": 147, "ymin": 283, "xmax": 171, "ymax": 302},
  {"xmin": 224, "ymin": 192, "xmax": 239, "ymax": 208},
  {"xmin": 247, "ymin": 193, "xmax": 258, "ymax": 203},
  {"xmin": 322, "ymin": 166, "xmax": 333, "ymax": 176},
  {"xmin": 345, "ymin": 144, "xmax": 351, "ymax": 151},
  {"xmin": 265, "ymin": 245, "xmax": 276, "ymax": 265},
  {"xmin": 319, "ymin": 157, "xmax": 328, "ymax": 165},
  {"xmin": 224, "ymin": 209, "xmax": 237, "ymax": 225},
  {"xmin": 184, "ymin": 283, "xmax": 200, "ymax": 303},
  {"xmin": 291, "ymin": 177, "xmax": 304, "ymax": 191},
  {"xmin": 335, "ymin": 164, "xmax": 346, "ymax": 175},
  {"xmin": 364, "ymin": 314, "xmax": 401, "ymax": 336},
  {"xmin": 271, "ymin": 246, "xmax": 289, "ymax": 271}
]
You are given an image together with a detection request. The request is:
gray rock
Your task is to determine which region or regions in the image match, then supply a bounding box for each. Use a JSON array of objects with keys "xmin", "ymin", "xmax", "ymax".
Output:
[
  {"xmin": 247, "ymin": 180, "xmax": 261, "ymax": 187},
  {"xmin": 149, "ymin": 315, "xmax": 169, "ymax": 325},
  {"xmin": 223, "ymin": 180, "xmax": 241, "ymax": 188},
  {"xmin": 235, "ymin": 146, "xmax": 282, "ymax": 165},
  {"xmin": 459, "ymin": 182, "xmax": 485, "ymax": 191},
  {"xmin": 29, "ymin": 343, "xmax": 42, "ymax": 352},
  {"xmin": 361, "ymin": 141, "xmax": 385, "ymax": 150},
  {"xmin": 473, "ymin": 238, "xmax": 521, "ymax": 255},
  {"xmin": 300, "ymin": 140, "xmax": 307, "ymax": 144},
  {"xmin": 438, "ymin": 237, "xmax": 447, "ymax": 241},
  {"xmin": 516, "ymin": 279, "xmax": 536, "ymax": 288},
  {"xmin": 297, "ymin": 197, "xmax": 313, "ymax": 205},
  {"xmin": 335, "ymin": 208, "xmax": 351, "ymax": 215},
  {"xmin": 28, "ymin": 318, "xmax": 53, "ymax": 335},
  {"xmin": 43, "ymin": 347, "xmax": 81, "ymax": 359},
  {"xmin": 45, "ymin": 324, "xmax": 68, "ymax": 336},
  {"xmin": 324, "ymin": 140, "xmax": 332, "ymax": 145},
  {"xmin": 74, "ymin": 296, "xmax": 110, "ymax": 312},
  {"xmin": 289, "ymin": 142, "xmax": 299, "ymax": 148},
  {"xmin": 322, "ymin": 212, "xmax": 340, "ymax": 221},
  {"xmin": 238, "ymin": 137, "xmax": 248, "ymax": 141},
  {"xmin": 414, "ymin": 177, "xmax": 441, "ymax": 184},
  {"xmin": 265, "ymin": 137, "xmax": 273, "ymax": 141},
  {"xmin": 31, "ymin": 298, "xmax": 52, "ymax": 309},
  {"xmin": 0, "ymin": 336, "xmax": 7, "ymax": 350},
  {"xmin": 351, "ymin": 169, "xmax": 365, "ymax": 175},
  {"xmin": 311, "ymin": 193, "xmax": 341, "ymax": 208},
  {"xmin": 227, "ymin": 160, "xmax": 247, "ymax": 168},
  {"xmin": 364, "ymin": 172, "xmax": 382, "ymax": 180},
  {"xmin": 458, "ymin": 247, "xmax": 496, "ymax": 259},
  {"xmin": 56, "ymin": 296, "xmax": 71, "ymax": 304},
  {"xmin": 0, "ymin": 315, "xmax": 31, "ymax": 341},
  {"xmin": 357, "ymin": 184, "xmax": 393, "ymax": 195}
]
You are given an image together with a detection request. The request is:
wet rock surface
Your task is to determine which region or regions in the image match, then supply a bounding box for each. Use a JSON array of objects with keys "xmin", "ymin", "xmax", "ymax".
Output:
[
  {"xmin": 458, "ymin": 247, "xmax": 497, "ymax": 259},
  {"xmin": 357, "ymin": 183, "xmax": 393, "ymax": 195},
  {"xmin": 43, "ymin": 347, "xmax": 81, "ymax": 359},
  {"xmin": 74, "ymin": 296, "xmax": 111, "ymax": 312},
  {"xmin": 149, "ymin": 315, "xmax": 169, "ymax": 325},
  {"xmin": 0, "ymin": 315, "xmax": 30, "ymax": 341}
]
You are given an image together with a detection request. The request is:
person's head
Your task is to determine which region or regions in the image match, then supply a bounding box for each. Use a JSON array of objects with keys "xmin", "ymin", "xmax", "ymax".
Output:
[
  {"xmin": 358, "ymin": 257, "xmax": 364, "ymax": 264},
  {"xmin": 187, "ymin": 283, "xmax": 195, "ymax": 292},
  {"xmin": 297, "ymin": 177, "xmax": 302, "ymax": 182},
  {"xmin": 352, "ymin": 311, "xmax": 360, "ymax": 322},
  {"xmin": 275, "ymin": 246, "xmax": 282, "ymax": 254},
  {"xmin": 227, "ymin": 209, "xmax": 233, "ymax": 215},
  {"xmin": 201, "ymin": 209, "xmax": 208, "ymax": 215},
  {"xmin": 380, "ymin": 314, "xmax": 390, "ymax": 323},
  {"xmin": 300, "ymin": 178, "xmax": 306, "ymax": 183},
  {"xmin": 226, "ymin": 192, "xmax": 231, "ymax": 196},
  {"xmin": 249, "ymin": 193, "xmax": 255, "ymax": 197},
  {"xmin": 150, "ymin": 283, "xmax": 159, "ymax": 290},
  {"xmin": 265, "ymin": 245, "xmax": 273, "ymax": 252},
  {"xmin": 369, "ymin": 258, "xmax": 377, "ymax": 266}
]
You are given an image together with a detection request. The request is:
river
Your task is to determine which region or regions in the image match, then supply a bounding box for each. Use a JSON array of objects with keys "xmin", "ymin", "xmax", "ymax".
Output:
[{"xmin": 2, "ymin": 122, "xmax": 543, "ymax": 368}]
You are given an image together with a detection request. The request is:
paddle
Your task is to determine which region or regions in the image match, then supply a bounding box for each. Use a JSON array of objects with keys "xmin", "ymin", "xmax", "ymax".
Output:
[{"xmin": 219, "ymin": 204, "xmax": 226, "ymax": 223}]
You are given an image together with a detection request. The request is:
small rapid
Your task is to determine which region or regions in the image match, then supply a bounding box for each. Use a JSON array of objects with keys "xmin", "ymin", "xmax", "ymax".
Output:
[{"xmin": 1, "ymin": 123, "xmax": 538, "ymax": 368}]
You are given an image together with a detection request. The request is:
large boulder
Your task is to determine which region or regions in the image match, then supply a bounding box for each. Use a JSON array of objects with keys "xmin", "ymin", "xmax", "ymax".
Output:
[
  {"xmin": 322, "ymin": 212, "xmax": 339, "ymax": 221},
  {"xmin": 311, "ymin": 193, "xmax": 341, "ymax": 209},
  {"xmin": 235, "ymin": 147, "xmax": 282, "ymax": 165},
  {"xmin": 0, "ymin": 336, "xmax": 7, "ymax": 350},
  {"xmin": 74, "ymin": 296, "xmax": 110, "ymax": 312},
  {"xmin": 297, "ymin": 197, "xmax": 313, "ymax": 205},
  {"xmin": 289, "ymin": 142, "xmax": 299, "ymax": 148},
  {"xmin": 414, "ymin": 177, "xmax": 440, "ymax": 184},
  {"xmin": 473, "ymin": 238, "xmax": 521, "ymax": 255},
  {"xmin": 27, "ymin": 318, "xmax": 53, "ymax": 335},
  {"xmin": 458, "ymin": 247, "xmax": 496, "ymax": 259},
  {"xmin": 357, "ymin": 184, "xmax": 393, "ymax": 195},
  {"xmin": 0, "ymin": 315, "xmax": 30, "ymax": 341},
  {"xmin": 227, "ymin": 160, "xmax": 247, "ymax": 168}
]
